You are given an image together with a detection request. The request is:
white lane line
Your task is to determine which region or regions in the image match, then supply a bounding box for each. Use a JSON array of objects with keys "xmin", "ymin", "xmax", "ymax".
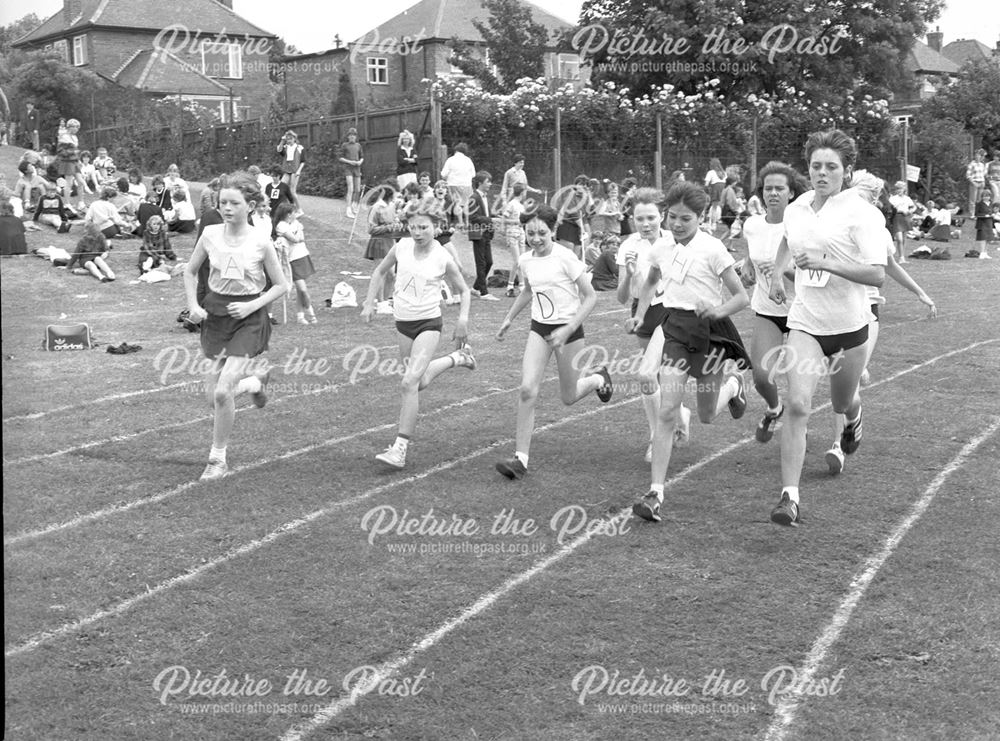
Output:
[
  {"xmin": 4, "ymin": 396, "xmax": 639, "ymax": 658},
  {"xmin": 3, "ymin": 382, "xmax": 191, "ymax": 422},
  {"xmin": 280, "ymin": 433, "xmax": 752, "ymax": 741},
  {"xmin": 762, "ymin": 417, "xmax": 1000, "ymax": 741}
]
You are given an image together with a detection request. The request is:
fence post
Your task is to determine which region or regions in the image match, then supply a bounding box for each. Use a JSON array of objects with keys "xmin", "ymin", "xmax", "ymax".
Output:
[
  {"xmin": 750, "ymin": 114, "xmax": 759, "ymax": 192},
  {"xmin": 430, "ymin": 90, "xmax": 442, "ymax": 177},
  {"xmin": 554, "ymin": 106, "xmax": 562, "ymax": 191},
  {"xmin": 655, "ymin": 112, "xmax": 662, "ymax": 191}
]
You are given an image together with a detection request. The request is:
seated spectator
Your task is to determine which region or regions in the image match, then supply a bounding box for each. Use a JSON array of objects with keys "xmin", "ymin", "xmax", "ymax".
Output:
[
  {"xmin": 150, "ymin": 175, "xmax": 173, "ymax": 214},
  {"xmin": 135, "ymin": 190, "xmax": 164, "ymax": 236},
  {"xmin": 64, "ymin": 222, "xmax": 115, "ymax": 281},
  {"xmin": 0, "ymin": 199, "xmax": 28, "ymax": 256},
  {"xmin": 589, "ymin": 233, "xmax": 620, "ymax": 291},
  {"xmin": 33, "ymin": 181, "xmax": 72, "ymax": 233},
  {"xmin": 163, "ymin": 163, "xmax": 190, "ymax": 201},
  {"xmin": 126, "ymin": 167, "xmax": 146, "ymax": 203},
  {"xmin": 86, "ymin": 184, "xmax": 127, "ymax": 239},
  {"xmin": 92, "ymin": 147, "xmax": 115, "ymax": 182},
  {"xmin": 13, "ymin": 160, "xmax": 47, "ymax": 212},
  {"xmin": 168, "ymin": 190, "xmax": 196, "ymax": 233},
  {"xmin": 112, "ymin": 177, "xmax": 139, "ymax": 234},
  {"xmin": 79, "ymin": 151, "xmax": 99, "ymax": 194},
  {"xmin": 138, "ymin": 215, "xmax": 175, "ymax": 273},
  {"xmin": 249, "ymin": 165, "xmax": 270, "ymax": 196}
]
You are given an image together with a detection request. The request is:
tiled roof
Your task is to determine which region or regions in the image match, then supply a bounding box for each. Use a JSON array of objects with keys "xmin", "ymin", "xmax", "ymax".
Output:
[
  {"xmin": 905, "ymin": 40, "xmax": 960, "ymax": 74},
  {"xmin": 942, "ymin": 39, "xmax": 995, "ymax": 67},
  {"xmin": 356, "ymin": 0, "xmax": 574, "ymax": 44},
  {"xmin": 15, "ymin": 0, "xmax": 276, "ymax": 46},
  {"xmin": 114, "ymin": 48, "xmax": 230, "ymax": 95}
]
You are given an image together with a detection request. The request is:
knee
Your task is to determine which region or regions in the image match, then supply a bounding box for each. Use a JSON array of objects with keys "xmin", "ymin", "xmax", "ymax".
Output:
[
  {"xmin": 519, "ymin": 384, "xmax": 539, "ymax": 405},
  {"xmin": 786, "ymin": 395, "xmax": 811, "ymax": 420},
  {"xmin": 212, "ymin": 385, "xmax": 233, "ymax": 406},
  {"xmin": 400, "ymin": 374, "xmax": 420, "ymax": 394}
]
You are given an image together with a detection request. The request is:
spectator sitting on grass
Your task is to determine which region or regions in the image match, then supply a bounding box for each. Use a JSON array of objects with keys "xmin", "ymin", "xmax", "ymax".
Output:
[
  {"xmin": 63, "ymin": 222, "xmax": 115, "ymax": 281},
  {"xmin": 33, "ymin": 181, "xmax": 72, "ymax": 233},
  {"xmin": 0, "ymin": 199, "xmax": 28, "ymax": 256},
  {"xmin": 589, "ymin": 232, "xmax": 621, "ymax": 291},
  {"xmin": 85, "ymin": 184, "xmax": 127, "ymax": 239},
  {"xmin": 112, "ymin": 177, "xmax": 139, "ymax": 234},
  {"xmin": 168, "ymin": 189, "xmax": 196, "ymax": 233},
  {"xmin": 13, "ymin": 160, "xmax": 47, "ymax": 213},
  {"xmin": 135, "ymin": 189, "xmax": 164, "ymax": 237},
  {"xmin": 138, "ymin": 215, "xmax": 175, "ymax": 273}
]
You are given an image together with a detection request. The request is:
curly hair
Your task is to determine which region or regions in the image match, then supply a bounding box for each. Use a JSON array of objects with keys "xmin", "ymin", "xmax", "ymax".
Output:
[{"xmin": 218, "ymin": 170, "xmax": 263, "ymax": 206}]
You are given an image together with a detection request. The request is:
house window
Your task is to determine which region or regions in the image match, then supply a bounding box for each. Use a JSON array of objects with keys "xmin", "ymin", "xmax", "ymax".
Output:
[
  {"xmin": 557, "ymin": 53, "xmax": 580, "ymax": 80},
  {"xmin": 72, "ymin": 35, "xmax": 88, "ymax": 66},
  {"xmin": 53, "ymin": 39, "xmax": 69, "ymax": 62},
  {"xmin": 367, "ymin": 57, "xmax": 388, "ymax": 85},
  {"xmin": 201, "ymin": 41, "xmax": 243, "ymax": 79}
]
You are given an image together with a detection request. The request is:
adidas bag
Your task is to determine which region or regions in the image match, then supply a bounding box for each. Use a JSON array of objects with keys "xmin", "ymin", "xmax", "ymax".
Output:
[
  {"xmin": 329, "ymin": 281, "xmax": 358, "ymax": 308},
  {"xmin": 44, "ymin": 323, "xmax": 92, "ymax": 351}
]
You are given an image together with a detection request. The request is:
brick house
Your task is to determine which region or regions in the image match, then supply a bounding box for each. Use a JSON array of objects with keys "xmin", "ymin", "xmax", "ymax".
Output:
[
  {"xmin": 890, "ymin": 33, "xmax": 961, "ymax": 119},
  {"xmin": 280, "ymin": 0, "xmax": 586, "ymax": 115},
  {"xmin": 13, "ymin": 0, "xmax": 278, "ymax": 122}
]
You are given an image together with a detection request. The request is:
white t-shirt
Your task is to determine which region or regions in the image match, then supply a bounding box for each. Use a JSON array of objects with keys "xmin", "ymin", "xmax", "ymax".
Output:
[
  {"xmin": 743, "ymin": 214, "xmax": 794, "ymax": 317},
  {"xmin": 393, "ymin": 239, "xmax": 451, "ymax": 321},
  {"xmin": 519, "ymin": 245, "xmax": 586, "ymax": 324},
  {"xmin": 889, "ymin": 194, "xmax": 914, "ymax": 215},
  {"xmin": 615, "ymin": 231, "xmax": 673, "ymax": 303},
  {"xmin": 201, "ymin": 224, "xmax": 271, "ymax": 296},
  {"xmin": 783, "ymin": 190, "xmax": 888, "ymax": 335},
  {"xmin": 173, "ymin": 199, "xmax": 196, "ymax": 221},
  {"xmin": 276, "ymin": 220, "xmax": 309, "ymax": 261},
  {"xmin": 650, "ymin": 230, "xmax": 734, "ymax": 311},
  {"xmin": 865, "ymin": 231, "xmax": 895, "ymax": 306}
]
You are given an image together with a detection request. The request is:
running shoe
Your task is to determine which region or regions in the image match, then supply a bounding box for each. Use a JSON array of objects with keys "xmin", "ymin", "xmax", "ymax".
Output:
[
  {"xmin": 496, "ymin": 456, "xmax": 527, "ymax": 480},
  {"xmin": 456, "ymin": 343, "xmax": 477, "ymax": 371},
  {"xmin": 200, "ymin": 459, "xmax": 229, "ymax": 481},
  {"xmin": 756, "ymin": 405, "xmax": 784, "ymax": 443},
  {"xmin": 825, "ymin": 444, "xmax": 845, "ymax": 475},
  {"xmin": 596, "ymin": 367, "xmax": 613, "ymax": 402},
  {"xmin": 632, "ymin": 492, "xmax": 662, "ymax": 523},
  {"xmin": 251, "ymin": 369, "xmax": 271, "ymax": 409},
  {"xmin": 505, "ymin": 288, "xmax": 516, "ymax": 298},
  {"xmin": 770, "ymin": 492, "xmax": 800, "ymax": 526},
  {"xmin": 728, "ymin": 372, "xmax": 747, "ymax": 419},
  {"xmin": 375, "ymin": 444, "xmax": 406, "ymax": 469},
  {"xmin": 307, "ymin": 310, "xmax": 318, "ymax": 324},
  {"xmin": 674, "ymin": 405, "xmax": 691, "ymax": 446},
  {"xmin": 479, "ymin": 293, "xmax": 500, "ymax": 302},
  {"xmin": 840, "ymin": 411, "xmax": 863, "ymax": 455},
  {"xmin": 296, "ymin": 313, "xmax": 310, "ymax": 325}
]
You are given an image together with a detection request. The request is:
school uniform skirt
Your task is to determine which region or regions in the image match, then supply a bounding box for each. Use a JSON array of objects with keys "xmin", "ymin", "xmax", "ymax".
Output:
[
  {"xmin": 290, "ymin": 254, "xmax": 316, "ymax": 281},
  {"xmin": 364, "ymin": 235, "xmax": 395, "ymax": 261},
  {"xmin": 200, "ymin": 292, "xmax": 271, "ymax": 359}
]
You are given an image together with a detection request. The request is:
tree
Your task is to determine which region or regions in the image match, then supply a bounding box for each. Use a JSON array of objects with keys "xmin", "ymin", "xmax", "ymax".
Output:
[
  {"xmin": 918, "ymin": 60, "xmax": 1000, "ymax": 153},
  {"xmin": 910, "ymin": 116, "xmax": 971, "ymax": 202},
  {"xmin": 8, "ymin": 51, "xmax": 105, "ymax": 139},
  {"xmin": 449, "ymin": 0, "xmax": 549, "ymax": 93},
  {"xmin": 576, "ymin": 0, "xmax": 944, "ymax": 102},
  {"xmin": 0, "ymin": 13, "xmax": 40, "ymax": 57}
]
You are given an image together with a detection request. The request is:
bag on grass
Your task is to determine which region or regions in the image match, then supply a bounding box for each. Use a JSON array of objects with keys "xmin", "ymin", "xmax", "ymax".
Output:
[
  {"xmin": 487, "ymin": 269, "xmax": 510, "ymax": 287},
  {"xmin": 329, "ymin": 281, "xmax": 358, "ymax": 308},
  {"xmin": 929, "ymin": 246, "xmax": 952, "ymax": 260},
  {"xmin": 43, "ymin": 323, "xmax": 92, "ymax": 351}
]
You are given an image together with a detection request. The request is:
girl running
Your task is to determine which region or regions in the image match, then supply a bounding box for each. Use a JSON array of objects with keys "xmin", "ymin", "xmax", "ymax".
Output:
[
  {"xmin": 494, "ymin": 204, "xmax": 613, "ymax": 481},
  {"xmin": 740, "ymin": 162, "xmax": 809, "ymax": 443},
  {"xmin": 629, "ymin": 182, "xmax": 750, "ymax": 523},
  {"xmin": 615, "ymin": 187, "xmax": 691, "ymax": 462},
  {"xmin": 184, "ymin": 171, "xmax": 288, "ymax": 481},
  {"xmin": 362, "ymin": 198, "xmax": 475, "ymax": 470},
  {"xmin": 767, "ymin": 130, "xmax": 888, "ymax": 526}
]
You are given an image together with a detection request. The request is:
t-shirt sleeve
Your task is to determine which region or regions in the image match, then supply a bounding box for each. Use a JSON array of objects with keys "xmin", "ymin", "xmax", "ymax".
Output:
[
  {"xmin": 562, "ymin": 250, "xmax": 585, "ymax": 283},
  {"xmin": 852, "ymin": 207, "xmax": 890, "ymax": 265},
  {"xmin": 708, "ymin": 239, "xmax": 736, "ymax": 276}
]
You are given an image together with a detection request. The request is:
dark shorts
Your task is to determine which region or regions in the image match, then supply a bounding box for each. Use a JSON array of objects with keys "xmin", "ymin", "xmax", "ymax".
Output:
[
  {"xmin": 795, "ymin": 325, "xmax": 870, "ymax": 358},
  {"xmin": 57, "ymin": 161, "xmax": 79, "ymax": 177},
  {"xmin": 661, "ymin": 336, "xmax": 722, "ymax": 379},
  {"xmin": 555, "ymin": 220, "xmax": 581, "ymax": 246},
  {"xmin": 756, "ymin": 312, "xmax": 789, "ymax": 334},
  {"xmin": 870, "ymin": 303, "xmax": 880, "ymax": 322},
  {"xmin": 290, "ymin": 255, "xmax": 316, "ymax": 282},
  {"xmin": 659, "ymin": 309, "xmax": 749, "ymax": 378},
  {"xmin": 200, "ymin": 292, "xmax": 271, "ymax": 359},
  {"xmin": 395, "ymin": 317, "xmax": 443, "ymax": 340},
  {"xmin": 630, "ymin": 299, "xmax": 669, "ymax": 339},
  {"xmin": 168, "ymin": 219, "xmax": 195, "ymax": 233},
  {"xmin": 530, "ymin": 319, "xmax": 584, "ymax": 344},
  {"xmin": 101, "ymin": 224, "xmax": 120, "ymax": 239}
]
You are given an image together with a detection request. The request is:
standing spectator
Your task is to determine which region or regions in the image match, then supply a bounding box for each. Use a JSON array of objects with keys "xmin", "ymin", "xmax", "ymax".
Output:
[
  {"xmin": 500, "ymin": 154, "xmax": 528, "ymax": 205},
  {"xmin": 21, "ymin": 101, "xmax": 40, "ymax": 151},
  {"xmin": 396, "ymin": 130, "xmax": 418, "ymax": 190},
  {"xmin": 277, "ymin": 130, "xmax": 306, "ymax": 214},
  {"xmin": 57, "ymin": 118, "xmax": 86, "ymax": 213},
  {"xmin": 264, "ymin": 167, "xmax": 292, "ymax": 229},
  {"xmin": 704, "ymin": 156, "xmax": 726, "ymax": 233},
  {"xmin": 469, "ymin": 170, "xmax": 498, "ymax": 300},
  {"xmin": 591, "ymin": 180, "xmax": 623, "ymax": 236},
  {"xmin": 339, "ymin": 128, "xmax": 364, "ymax": 218},
  {"xmin": 888, "ymin": 180, "xmax": 915, "ymax": 263},
  {"xmin": 441, "ymin": 143, "xmax": 476, "ymax": 229},
  {"xmin": 974, "ymin": 192, "xmax": 994, "ymax": 259},
  {"xmin": 986, "ymin": 151, "xmax": 1000, "ymax": 202},
  {"xmin": 966, "ymin": 148, "xmax": 987, "ymax": 217}
]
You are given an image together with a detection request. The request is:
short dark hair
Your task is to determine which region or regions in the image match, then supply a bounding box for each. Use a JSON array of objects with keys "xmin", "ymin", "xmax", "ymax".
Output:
[
  {"xmin": 804, "ymin": 129, "xmax": 858, "ymax": 171},
  {"xmin": 270, "ymin": 166, "xmax": 284, "ymax": 177},
  {"xmin": 513, "ymin": 153, "xmax": 525, "ymax": 163},
  {"xmin": 665, "ymin": 181, "xmax": 710, "ymax": 215},
  {"xmin": 473, "ymin": 170, "xmax": 492, "ymax": 188},
  {"xmin": 522, "ymin": 203, "xmax": 558, "ymax": 230},
  {"xmin": 454, "ymin": 143, "xmax": 468, "ymax": 155},
  {"xmin": 273, "ymin": 201, "xmax": 295, "ymax": 223}
]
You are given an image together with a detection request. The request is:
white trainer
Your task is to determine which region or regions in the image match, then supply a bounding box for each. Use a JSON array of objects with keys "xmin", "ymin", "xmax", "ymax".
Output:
[{"xmin": 375, "ymin": 444, "xmax": 406, "ymax": 469}]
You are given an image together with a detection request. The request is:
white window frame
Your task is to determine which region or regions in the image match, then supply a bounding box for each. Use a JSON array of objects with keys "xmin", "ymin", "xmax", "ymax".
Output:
[
  {"xmin": 557, "ymin": 53, "xmax": 580, "ymax": 80},
  {"xmin": 367, "ymin": 56, "xmax": 388, "ymax": 85},
  {"xmin": 200, "ymin": 41, "xmax": 243, "ymax": 79},
  {"xmin": 72, "ymin": 34, "xmax": 88, "ymax": 66}
]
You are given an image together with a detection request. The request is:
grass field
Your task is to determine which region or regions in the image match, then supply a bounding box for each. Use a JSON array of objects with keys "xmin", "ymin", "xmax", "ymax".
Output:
[{"xmin": 3, "ymin": 142, "xmax": 1000, "ymax": 740}]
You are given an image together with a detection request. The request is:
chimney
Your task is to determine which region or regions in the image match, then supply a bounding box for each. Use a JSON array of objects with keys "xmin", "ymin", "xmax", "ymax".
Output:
[
  {"xmin": 63, "ymin": 0, "xmax": 82, "ymax": 26},
  {"xmin": 927, "ymin": 26, "xmax": 943, "ymax": 53}
]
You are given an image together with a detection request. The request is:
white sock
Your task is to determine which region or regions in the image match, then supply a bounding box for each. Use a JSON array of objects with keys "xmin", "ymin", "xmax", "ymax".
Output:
[
  {"xmin": 515, "ymin": 451, "xmax": 528, "ymax": 467},
  {"xmin": 236, "ymin": 376, "xmax": 261, "ymax": 395},
  {"xmin": 767, "ymin": 403, "xmax": 783, "ymax": 416},
  {"xmin": 395, "ymin": 436, "xmax": 409, "ymax": 451},
  {"xmin": 649, "ymin": 483, "xmax": 664, "ymax": 500},
  {"xmin": 209, "ymin": 446, "xmax": 227, "ymax": 464},
  {"xmin": 783, "ymin": 486, "xmax": 799, "ymax": 504}
]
